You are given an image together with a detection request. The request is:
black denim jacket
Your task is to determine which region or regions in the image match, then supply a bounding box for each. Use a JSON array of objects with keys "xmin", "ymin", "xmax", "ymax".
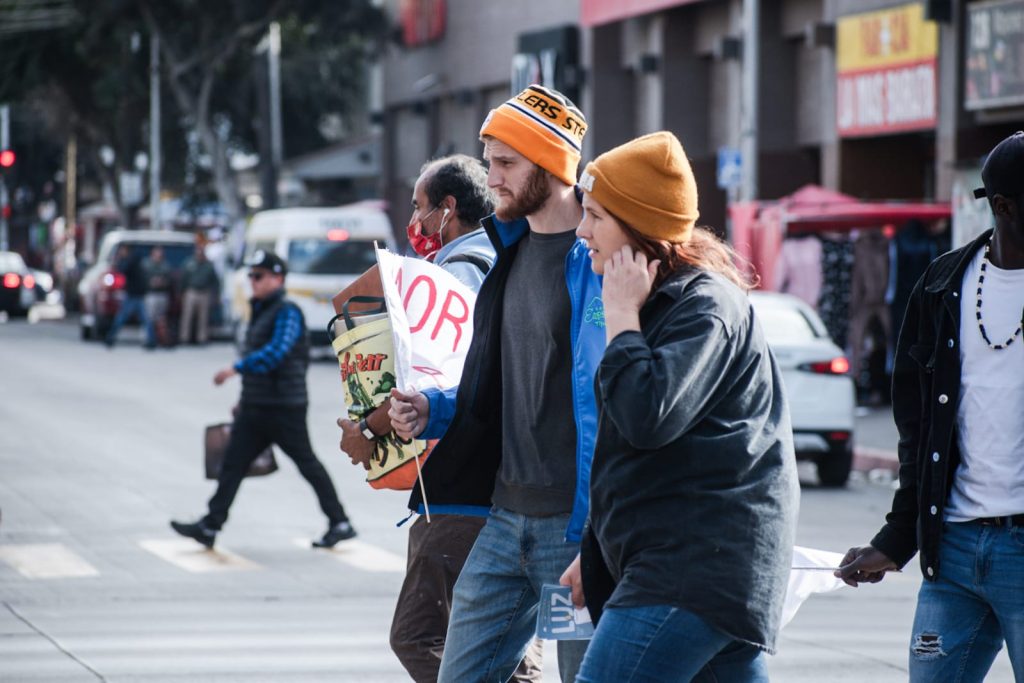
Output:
[{"xmin": 870, "ymin": 229, "xmax": 993, "ymax": 580}]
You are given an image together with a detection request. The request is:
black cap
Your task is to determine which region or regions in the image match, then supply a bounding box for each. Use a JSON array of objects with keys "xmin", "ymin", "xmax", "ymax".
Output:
[
  {"xmin": 246, "ymin": 249, "xmax": 287, "ymax": 275},
  {"xmin": 975, "ymin": 131, "xmax": 1024, "ymax": 200}
]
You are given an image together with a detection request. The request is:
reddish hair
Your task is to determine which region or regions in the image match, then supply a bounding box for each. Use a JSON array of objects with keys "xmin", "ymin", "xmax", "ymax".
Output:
[{"xmin": 620, "ymin": 223, "xmax": 758, "ymax": 292}]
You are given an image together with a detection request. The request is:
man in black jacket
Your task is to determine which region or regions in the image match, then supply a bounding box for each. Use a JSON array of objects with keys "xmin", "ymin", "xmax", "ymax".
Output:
[
  {"xmin": 171, "ymin": 250, "xmax": 356, "ymax": 549},
  {"xmin": 838, "ymin": 132, "xmax": 1024, "ymax": 681},
  {"xmin": 104, "ymin": 245, "xmax": 154, "ymax": 348}
]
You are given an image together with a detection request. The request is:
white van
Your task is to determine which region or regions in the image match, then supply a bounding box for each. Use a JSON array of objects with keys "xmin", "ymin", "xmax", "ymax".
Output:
[{"xmin": 230, "ymin": 202, "xmax": 396, "ymax": 351}]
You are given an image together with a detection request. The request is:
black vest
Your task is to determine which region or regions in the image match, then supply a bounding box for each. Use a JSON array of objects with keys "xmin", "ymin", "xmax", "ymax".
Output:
[{"xmin": 239, "ymin": 290, "xmax": 310, "ymax": 407}]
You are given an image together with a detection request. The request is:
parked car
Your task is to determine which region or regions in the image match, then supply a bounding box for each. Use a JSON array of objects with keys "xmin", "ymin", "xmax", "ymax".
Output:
[
  {"xmin": 0, "ymin": 251, "xmax": 40, "ymax": 317},
  {"xmin": 77, "ymin": 230, "xmax": 196, "ymax": 340},
  {"xmin": 749, "ymin": 291, "xmax": 856, "ymax": 486}
]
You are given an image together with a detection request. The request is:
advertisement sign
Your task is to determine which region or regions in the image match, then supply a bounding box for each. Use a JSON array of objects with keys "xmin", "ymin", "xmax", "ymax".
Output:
[
  {"xmin": 399, "ymin": 0, "xmax": 446, "ymax": 47},
  {"xmin": 965, "ymin": 0, "xmax": 1024, "ymax": 110},
  {"xmin": 580, "ymin": 0, "xmax": 702, "ymax": 27},
  {"xmin": 836, "ymin": 3, "xmax": 939, "ymax": 137}
]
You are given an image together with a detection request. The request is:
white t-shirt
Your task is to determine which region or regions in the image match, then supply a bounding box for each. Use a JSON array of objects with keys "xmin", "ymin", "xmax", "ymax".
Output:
[{"xmin": 946, "ymin": 246, "xmax": 1024, "ymax": 521}]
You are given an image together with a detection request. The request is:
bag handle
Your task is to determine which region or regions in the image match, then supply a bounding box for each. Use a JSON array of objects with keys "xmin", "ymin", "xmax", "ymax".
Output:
[{"xmin": 327, "ymin": 295, "xmax": 387, "ymax": 340}]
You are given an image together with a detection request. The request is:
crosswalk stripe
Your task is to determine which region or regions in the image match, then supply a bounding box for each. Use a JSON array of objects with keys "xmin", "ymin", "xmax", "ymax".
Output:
[
  {"xmin": 295, "ymin": 538, "xmax": 406, "ymax": 573},
  {"xmin": 0, "ymin": 543, "xmax": 99, "ymax": 579},
  {"xmin": 139, "ymin": 538, "xmax": 260, "ymax": 573}
]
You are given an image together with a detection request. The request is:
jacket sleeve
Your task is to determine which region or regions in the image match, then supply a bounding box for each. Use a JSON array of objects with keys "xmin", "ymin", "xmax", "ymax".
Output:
[
  {"xmin": 597, "ymin": 307, "xmax": 736, "ymax": 451},
  {"xmin": 870, "ymin": 272, "xmax": 927, "ymax": 568},
  {"xmin": 421, "ymin": 386, "xmax": 458, "ymax": 439}
]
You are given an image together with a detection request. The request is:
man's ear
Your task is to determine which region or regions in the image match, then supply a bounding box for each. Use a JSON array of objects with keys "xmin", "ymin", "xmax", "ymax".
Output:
[{"xmin": 992, "ymin": 194, "xmax": 1013, "ymax": 219}]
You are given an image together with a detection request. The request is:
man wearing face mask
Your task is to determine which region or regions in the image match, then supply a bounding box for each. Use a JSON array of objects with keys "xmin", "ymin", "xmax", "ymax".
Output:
[{"xmin": 338, "ymin": 156, "xmax": 541, "ymax": 683}]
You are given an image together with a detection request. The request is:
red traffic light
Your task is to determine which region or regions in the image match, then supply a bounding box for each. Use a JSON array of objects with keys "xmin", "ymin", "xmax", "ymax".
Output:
[{"xmin": 0, "ymin": 149, "xmax": 14, "ymax": 168}]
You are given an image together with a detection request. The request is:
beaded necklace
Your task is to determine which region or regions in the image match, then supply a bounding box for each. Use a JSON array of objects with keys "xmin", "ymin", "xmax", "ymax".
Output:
[{"xmin": 975, "ymin": 237, "xmax": 1024, "ymax": 350}]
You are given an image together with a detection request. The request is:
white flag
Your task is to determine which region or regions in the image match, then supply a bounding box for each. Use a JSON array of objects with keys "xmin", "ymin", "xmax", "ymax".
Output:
[
  {"xmin": 376, "ymin": 247, "xmax": 478, "ymax": 393},
  {"xmin": 782, "ymin": 546, "xmax": 847, "ymax": 628}
]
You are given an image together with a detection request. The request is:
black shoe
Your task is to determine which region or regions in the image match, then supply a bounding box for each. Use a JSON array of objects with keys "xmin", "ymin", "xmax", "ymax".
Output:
[
  {"xmin": 311, "ymin": 521, "xmax": 357, "ymax": 548},
  {"xmin": 170, "ymin": 520, "xmax": 217, "ymax": 548}
]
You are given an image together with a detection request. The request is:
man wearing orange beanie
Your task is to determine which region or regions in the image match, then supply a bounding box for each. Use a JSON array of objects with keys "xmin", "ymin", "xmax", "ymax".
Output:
[{"xmin": 389, "ymin": 85, "xmax": 604, "ymax": 683}]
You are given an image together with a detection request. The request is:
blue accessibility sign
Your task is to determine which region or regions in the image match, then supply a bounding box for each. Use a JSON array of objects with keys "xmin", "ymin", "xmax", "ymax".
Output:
[{"xmin": 717, "ymin": 147, "xmax": 743, "ymax": 190}]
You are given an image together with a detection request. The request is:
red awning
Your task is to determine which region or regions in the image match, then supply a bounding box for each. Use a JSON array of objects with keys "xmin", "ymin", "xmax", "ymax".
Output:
[{"xmin": 775, "ymin": 184, "xmax": 951, "ymax": 231}]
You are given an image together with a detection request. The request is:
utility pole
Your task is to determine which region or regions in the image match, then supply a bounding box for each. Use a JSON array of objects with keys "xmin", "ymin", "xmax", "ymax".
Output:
[
  {"xmin": 150, "ymin": 33, "xmax": 162, "ymax": 229},
  {"xmin": 1, "ymin": 104, "xmax": 9, "ymax": 251},
  {"xmin": 740, "ymin": 0, "xmax": 759, "ymax": 202},
  {"xmin": 268, "ymin": 22, "xmax": 283, "ymax": 175}
]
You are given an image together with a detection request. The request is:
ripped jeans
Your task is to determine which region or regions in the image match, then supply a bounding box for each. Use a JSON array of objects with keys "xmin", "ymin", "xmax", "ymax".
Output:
[{"xmin": 909, "ymin": 520, "xmax": 1024, "ymax": 682}]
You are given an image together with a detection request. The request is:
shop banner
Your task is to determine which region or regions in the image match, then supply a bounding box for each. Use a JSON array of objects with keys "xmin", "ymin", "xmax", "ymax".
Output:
[
  {"xmin": 375, "ymin": 247, "xmax": 476, "ymax": 393},
  {"xmin": 836, "ymin": 2, "xmax": 939, "ymax": 137},
  {"xmin": 965, "ymin": 0, "xmax": 1024, "ymax": 110},
  {"xmin": 581, "ymin": 0, "xmax": 702, "ymax": 27}
]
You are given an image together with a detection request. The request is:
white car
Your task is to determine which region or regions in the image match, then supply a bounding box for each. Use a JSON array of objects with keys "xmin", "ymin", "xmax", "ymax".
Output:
[{"xmin": 749, "ymin": 291, "xmax": 856, "ymax": 486}]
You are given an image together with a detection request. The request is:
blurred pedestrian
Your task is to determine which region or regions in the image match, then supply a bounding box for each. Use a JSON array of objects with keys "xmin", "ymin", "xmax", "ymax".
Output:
[
  {"xmin": 104, "ymin": 245, "xmax": 153, "ymax": 348},
  {"xmin": 171, "ymin": 250, "xmax": 356, "ymax": 549},
  {"xmin": 388, "ymin": 85, "xmax": 600, "ymax": 683},
  {"xmin": 179, "ymin": 244, "xmax": 220, "ymax": 345},
  {"xmin": 338, "ymin": 154, "xmax": 542, "ymax": 682},
  {"xmin": 837, "ymin": 131, "xmax": 1024, "ymax": 682},
  {"xmin": 143, "ymin": 246, "xmax": 173, "ymax": 348},
  {"xmin": 559, "ymin": 131, "xmax": 799, "ymax": 681}
]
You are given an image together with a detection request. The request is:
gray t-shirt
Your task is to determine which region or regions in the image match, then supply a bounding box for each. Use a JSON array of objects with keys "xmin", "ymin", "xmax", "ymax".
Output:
[{"xmin": 492, "ymin": 228, "xmax": 578, "ymax": 516}]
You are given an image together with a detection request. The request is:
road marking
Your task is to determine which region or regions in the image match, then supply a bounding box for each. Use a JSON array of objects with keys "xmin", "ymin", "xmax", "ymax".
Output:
[
  {"xmin": 0, "ymin": 543, "xmax": 99, "ymax": 579},
  {"xmin": 295, "ymin": 538, "xmax": 405, "ymax": 573},
  {"xmin": 139, "ymin": 538, "xmax": 260, "ymax": 573}
]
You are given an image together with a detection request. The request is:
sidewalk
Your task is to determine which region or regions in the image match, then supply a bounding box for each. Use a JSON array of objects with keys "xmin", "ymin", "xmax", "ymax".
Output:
[{"xmin": 852, "ymin": 405, "xmax": 900, "ymax": 474}]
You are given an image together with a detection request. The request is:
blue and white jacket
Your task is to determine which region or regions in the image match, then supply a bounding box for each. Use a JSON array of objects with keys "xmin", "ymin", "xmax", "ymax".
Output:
[{"xmin": 408, "ymin": 212, "xmax": 605, "ymax": 543}]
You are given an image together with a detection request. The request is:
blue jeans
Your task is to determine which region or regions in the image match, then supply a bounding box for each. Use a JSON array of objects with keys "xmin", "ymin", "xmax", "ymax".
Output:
[
  {"xmin": 106, "ymin": 295, "xmax": 154, "ymax": 346},
  {"xmin": 576, "ymin": 604, "xmax": 767, "ymax": 683},
  {"xmin": 909, "ymin": 520, "xmax": 1024, "ymax": 682},
  {"xmin": 437, "ymin": 506, "xmax": 587, "ymax": 683}
]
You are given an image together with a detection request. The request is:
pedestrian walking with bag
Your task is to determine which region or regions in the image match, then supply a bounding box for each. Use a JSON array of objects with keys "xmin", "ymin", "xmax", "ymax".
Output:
[
  {"xmin": 388, "ymin": 85, "xmax": 602, "ymax": 683},
  {"xmin": 560, "ymin": 131, "xmax": 799, "ymax": 682},
  {"xmin": 171, "ymin": 250, "xmax": 356, "ymax": 549},
  {"xmin": 179, "ymin": 244, "xmax": 220, "ymax": 345},
  {"xmin": 836, "ymin": 132, "xmax": 1024, "ymax": 682}
]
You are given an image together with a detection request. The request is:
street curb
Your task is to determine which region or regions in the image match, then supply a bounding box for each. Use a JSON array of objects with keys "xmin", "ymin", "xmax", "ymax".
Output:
[{"xmin": 853, "ymin": 446, "xmax": 899, "ymax": 474}]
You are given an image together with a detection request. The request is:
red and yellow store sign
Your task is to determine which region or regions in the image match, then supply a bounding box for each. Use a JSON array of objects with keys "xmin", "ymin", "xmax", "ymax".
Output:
[{"xmin": 836, "ymin": 3, "xmax": 939, "ymax": 137}]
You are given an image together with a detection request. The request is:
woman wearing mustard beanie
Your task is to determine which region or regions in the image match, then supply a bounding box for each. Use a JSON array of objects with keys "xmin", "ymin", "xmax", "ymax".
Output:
[{"xmin": 561, "ymin": 131, "xmax": 799, "ymax": 682}]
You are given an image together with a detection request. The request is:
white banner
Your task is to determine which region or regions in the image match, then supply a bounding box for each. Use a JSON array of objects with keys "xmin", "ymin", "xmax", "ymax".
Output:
[{"xmin": 376, "ymin": 247, "xmax": 477, "ymax": 393}]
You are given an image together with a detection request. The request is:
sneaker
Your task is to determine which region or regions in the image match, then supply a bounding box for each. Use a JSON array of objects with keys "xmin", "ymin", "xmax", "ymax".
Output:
[
  {"xmin": 170, "ymin": 520, "xmax": 217, "ymax": 548},
  {"xmin": 311, "ymin": 521, "xmax": 357, "ymax": 548}
]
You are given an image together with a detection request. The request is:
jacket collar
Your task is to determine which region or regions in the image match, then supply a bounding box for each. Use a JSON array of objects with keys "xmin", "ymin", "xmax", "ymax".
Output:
[
  {"xmin": 924, "ymin": 228, "xmax": 993, "ymax": 294},
  {"xmin": 251, "ymin": 286, "xmax": 286, "ymax": 312},
  {"xmin": 650, "ymin": 266, "xmax": 705, "ymax": 302},
  {"xmin": 481, "ymin": 186, "xmax": 585, "ymax": 254}
]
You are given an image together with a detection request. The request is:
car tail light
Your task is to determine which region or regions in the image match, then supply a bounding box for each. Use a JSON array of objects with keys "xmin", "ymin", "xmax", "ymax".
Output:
[
  {"xmin": 3, "ymin": 273, "xmax": 20, "ymax": 288},
  {"xmin": 22, "ymin": 274, "xmax": 34, "ymax": 289},
  {"xmin": 829, "ymin": 431, "xmax": 851, "ymax": 442},
  {"xmin": 799, "ymin": 357, "xmax": 850, "ymax": 375},
  {"xmin": 101, "ymin": 271, "xmax": 126, "ymax": 289},
  {"xmin": 327, "ymin": 229, "xmax": 350, "ymax": 241}
]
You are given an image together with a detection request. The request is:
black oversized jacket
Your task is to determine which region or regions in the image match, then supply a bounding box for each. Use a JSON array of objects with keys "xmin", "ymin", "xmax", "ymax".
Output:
[
  {"xmin": 871, "ymin": 230, "xmax": 993, "ymax": 580},
  {"xmin": 583, "ymin": 267, "xmax": 799, "ymax": 653}
]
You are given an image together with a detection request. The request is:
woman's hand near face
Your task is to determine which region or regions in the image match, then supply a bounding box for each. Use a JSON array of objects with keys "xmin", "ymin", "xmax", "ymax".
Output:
[{"xmin": 602, "ymin": 245, "xmax": 659, "ymax": 343}]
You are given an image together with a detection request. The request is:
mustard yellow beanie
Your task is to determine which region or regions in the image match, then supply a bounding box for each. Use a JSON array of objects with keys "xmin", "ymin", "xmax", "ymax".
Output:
[{"xmin": 579, "ymin": 131, "xmax": 699, "ymax": 243}]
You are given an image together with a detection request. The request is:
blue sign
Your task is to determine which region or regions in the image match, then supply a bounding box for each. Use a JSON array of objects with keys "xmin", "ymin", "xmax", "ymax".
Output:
[
  {"xmin": 536, "ymin": 584, "xmax": 595, "ymax": 640},
  {"xmin": 717, "ymin": 147, "xmax": 743, "ymax": 190}
]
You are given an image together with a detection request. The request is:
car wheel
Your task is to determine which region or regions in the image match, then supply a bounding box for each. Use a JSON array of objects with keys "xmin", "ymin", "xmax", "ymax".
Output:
[
  {"xmin": 96, "ymin": 315, "xmax": 113, "ymax": 341},
  {"xmin": 817, "ymin": 439, "xmax": 853, "ymax": 487}
]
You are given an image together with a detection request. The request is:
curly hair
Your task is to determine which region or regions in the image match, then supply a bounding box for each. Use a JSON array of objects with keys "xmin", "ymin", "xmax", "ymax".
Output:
[{"xmin": 422, "ymin": 154, "xmax": 496, "ymax": 227}]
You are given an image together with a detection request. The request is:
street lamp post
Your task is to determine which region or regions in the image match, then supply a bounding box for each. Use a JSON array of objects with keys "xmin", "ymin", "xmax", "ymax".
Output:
[{"xmin": 740, "ymin": 0, "xmax": 759, "ymax": 202}]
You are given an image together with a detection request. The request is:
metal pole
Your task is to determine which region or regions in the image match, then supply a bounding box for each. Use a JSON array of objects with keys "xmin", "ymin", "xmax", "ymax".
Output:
[
  {"xmin": 268, "ymin": 22, "xmax": 283, "ymax": 170},
  {"xmin": 0, "ymin": 104, "xmax": 8, "ymax": 250},
  {"xmin": 740, "ymin": 0, "xmax": 759, "ymax": 202},
  {"xmin": 150, "ymin": 33, "xmax": 162, "ymax": 229}
]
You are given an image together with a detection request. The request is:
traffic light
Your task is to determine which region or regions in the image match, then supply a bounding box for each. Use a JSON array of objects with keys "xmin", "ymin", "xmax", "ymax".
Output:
[{"xmin": 0, "ymin": 149, "xmax": 13, "ymax": 168}]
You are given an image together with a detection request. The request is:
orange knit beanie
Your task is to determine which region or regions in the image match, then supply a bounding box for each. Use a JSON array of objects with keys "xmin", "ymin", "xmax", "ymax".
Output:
[
  {"xmin": 579, "ymin": 131, "xmax": 699, "ymax": 243},
  {"xmin": 479, "ymin": 85, "xmax": 588, "ymax": 186}
]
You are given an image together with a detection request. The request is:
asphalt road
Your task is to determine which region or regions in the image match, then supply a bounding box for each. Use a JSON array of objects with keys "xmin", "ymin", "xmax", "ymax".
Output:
[{"xmin": 0, "ymin": 317, "xmax": 1013, "ymax": 682}]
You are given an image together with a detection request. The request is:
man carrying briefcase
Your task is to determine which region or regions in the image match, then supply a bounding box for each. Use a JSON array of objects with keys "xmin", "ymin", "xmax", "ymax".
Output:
[{"xmin": 171, "ymin": 250, "xmax": 356, "ymax": 549}]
